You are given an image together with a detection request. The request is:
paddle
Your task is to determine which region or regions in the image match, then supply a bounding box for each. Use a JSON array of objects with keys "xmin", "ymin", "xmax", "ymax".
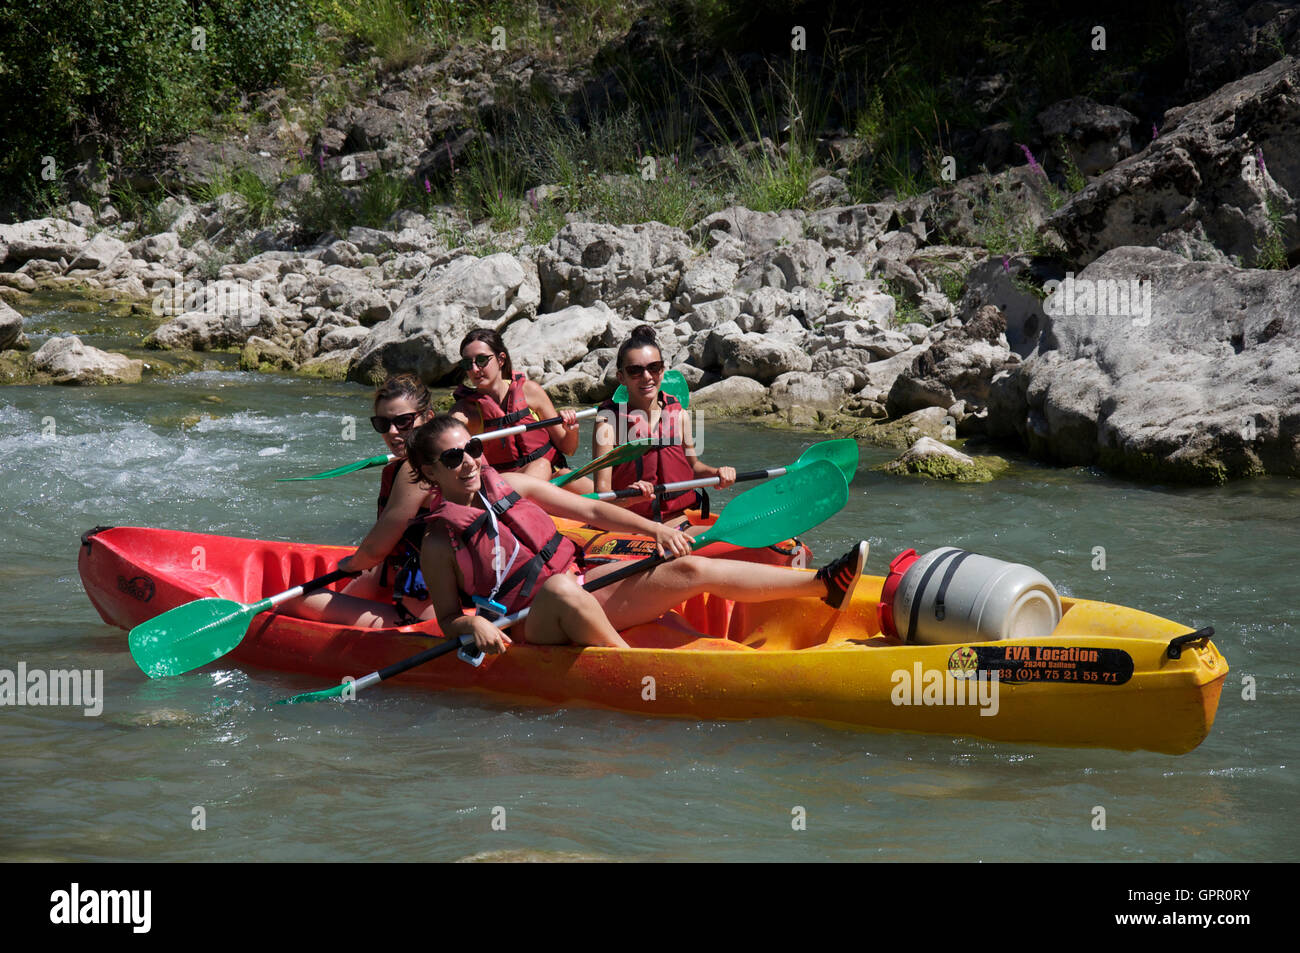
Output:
[
  {"xmin": 129, "ymin": 567, "xmax": 360, "ymax": 679},
  {"xmin": 582, "ymin": 438, "xmax": 859, "ymax": 501},
  {"xmin": 278, "ymin": 458, "xmax": 849, "ymax": 704},
  {"xmin": 277, "ymin": 452, "xmax": 395, "ymax": 482},
  {"xmin": 278, "ymin": 408, "xmax": 602, "ymax": 482},
  {"xmin": 549, "ymin": 438, "xmax": 653, "ymax": 487},
  {"xmin": 611, "ymin": 368, "xmax": 691, "ymax": 408}
]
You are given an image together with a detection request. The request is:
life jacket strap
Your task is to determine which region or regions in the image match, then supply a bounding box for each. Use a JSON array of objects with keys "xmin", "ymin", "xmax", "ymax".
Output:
[{"xmin": 495, "ymin": 530, "xmax": 566, "ymax": 605}]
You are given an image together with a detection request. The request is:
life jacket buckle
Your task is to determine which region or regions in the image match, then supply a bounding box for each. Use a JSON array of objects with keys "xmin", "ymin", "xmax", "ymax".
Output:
[{"xmin": 472, "ymin": 594, "xmax": 508, "ymax": 620}]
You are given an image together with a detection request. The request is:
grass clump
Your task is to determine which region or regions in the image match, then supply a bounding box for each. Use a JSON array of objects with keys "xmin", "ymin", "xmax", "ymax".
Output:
[{"xmin": 1254, "ymin": 194, "xmax": 1290, "ymax": 270}]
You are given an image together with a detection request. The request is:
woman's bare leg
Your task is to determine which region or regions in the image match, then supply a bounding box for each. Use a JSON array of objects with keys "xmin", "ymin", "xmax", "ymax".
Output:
[
  {"xmin": 515, "ymin": 573, "xmax": 628, "ymax": 647},
  {"xmin": 281, "ymin": 590, "xmax": 437, "ymax": 628},
  {"xmin": 340, "ymin": 564, "xmax": 386, "ymax": 601},
  {"xmin": 587, "ymin": 556, "xmax": 824, "ymax": 631}
]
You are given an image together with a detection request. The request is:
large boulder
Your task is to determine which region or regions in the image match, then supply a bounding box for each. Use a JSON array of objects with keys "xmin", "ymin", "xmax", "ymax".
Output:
[
  {"xmin": 693, "ymin": 206, "xmax": 807, "ymax": 252},
  {"xmin": 857, "ymin": 406, "xmax": 956, "ymax": 450},
  {"xmin": 734, "ymin": 239, "xmax": 864, "ymax": 294},
  {"xmin": 1037, "ymin": 97, "xmax": 1138, "ymax": 177},
  {"xmin": 73, "ymin": 231, "xmax": 129, "ymax": 270},
  {"xmin": 31, "ymin": 335, "xmax": 143, "ymax": 384},
  {"xmin": 711, "ymin": 331, "xmax": 812, "ymax": 384},
  {"xmin": 887, "ymin": 305, "xmax": 1019, "ymax": 419},
  {"xmin": 1183, "ymin": 0, "xmax": 1300, "ymax": 97},
  {"xmin": 0, "ymin": 218, "xmax": 88, "ymax": 265},
  {"xmin": 768, "ymin": 372, "xmax": 848, "ymax": 426},
  {"xmin": 349, "ymin": 253, "xmax": 539, "ymax": 385},
  {"xmin": 804, "ymin": 202, "xmax": 901, "ymax": 252},
  {"xmin": 986, "ymin": 246, "xmax": 1300, "ymax": 481},
  {"xmin": 503, "ymin": 303, "xmax": 614, "ymax": 380},
  {"xmin": 690, "ymin": 376, "xmax": 771, "ymax": 416},
  {"xmin": 145, "ymin": 279, "xmax": 282, "ymax": 350},
  {"xmin": 0, "ymin": 300, "xmax": 25, "ymax": 350},
  {"xmin": 1046, "ymin": 56, "xmax": 1300, "ymax": 267},
  {"xmin": 882, "ymin": 436, "xmax": 996, "ymax": 482},
  {"xmin": 537, "ymin": 222, "xmax": 693, "ymax": 317}
]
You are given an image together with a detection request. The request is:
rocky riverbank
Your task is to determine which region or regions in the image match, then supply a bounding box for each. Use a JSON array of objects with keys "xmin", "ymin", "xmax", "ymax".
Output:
[{"xmin": 3, "ymin": 15, "xmax": 1298, "ymax": 484}]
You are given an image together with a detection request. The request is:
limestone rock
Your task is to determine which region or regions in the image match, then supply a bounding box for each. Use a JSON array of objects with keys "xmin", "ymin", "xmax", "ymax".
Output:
[{"xmin": 31, "ymin": 335, "xmax": 143, "ymax": 384}]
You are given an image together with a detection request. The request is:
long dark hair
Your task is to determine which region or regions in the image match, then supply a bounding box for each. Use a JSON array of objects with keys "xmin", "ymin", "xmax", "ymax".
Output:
[
  {"xmin": 616, "ymin": 324, "xmax": 660, "ymax": 369},
  {"xmin": 406, "ymin": 414, "xmax": 471, "ymax": 482},
  {"xmin": 374, "ymin": 372, "xmax": 430, "ymax": 413},
  {"xmin": 460, "ymin": 328, "xmax": 513, "ymax": 379}
]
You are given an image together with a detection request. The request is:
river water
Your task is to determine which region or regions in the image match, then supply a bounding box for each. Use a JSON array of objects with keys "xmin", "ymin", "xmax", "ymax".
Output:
[{"xmin": 1, "ymin": 296, "xmax": 1296, "ymax": 862}]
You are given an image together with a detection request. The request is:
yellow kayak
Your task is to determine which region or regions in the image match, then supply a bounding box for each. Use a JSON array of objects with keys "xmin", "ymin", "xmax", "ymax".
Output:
[{"xmin": 80, "ymin": 526, "xmax": 1226, "ymax": 754}]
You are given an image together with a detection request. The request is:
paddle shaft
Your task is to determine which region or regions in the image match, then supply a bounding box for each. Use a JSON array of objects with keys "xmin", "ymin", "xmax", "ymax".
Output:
[
  {"xmin": 478, "ymin": 407, "xmax": 597, "ymax": 443},
  {"xmin": 590, "ymin": 466, "xmax": 787, "ymax": 501},
  {"xmin": 255, "ymin": 567, "xmax": 359, "ymax": 613}
]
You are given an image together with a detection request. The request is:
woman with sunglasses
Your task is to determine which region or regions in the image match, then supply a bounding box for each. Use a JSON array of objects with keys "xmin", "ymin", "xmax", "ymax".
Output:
[
  {"xmin": 450, "ymin": 329, "xmax": 591, "ymax": 492},
  {"xmin": 287, "ymin": 374, "xmax": 441, "ymax": 626},
  {"xmin": 408, "ymin": 415, "xmax": 867, "ymax": 654},
  {"xmin": 593, "ymin": 325, "xmax": 736, "ymax": 527}
]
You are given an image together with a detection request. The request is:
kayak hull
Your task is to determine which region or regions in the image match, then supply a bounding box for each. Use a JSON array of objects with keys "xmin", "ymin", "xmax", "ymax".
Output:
[{"xmin": 78, "ymin": 526, "xmax": 1227, "ymax": 754}]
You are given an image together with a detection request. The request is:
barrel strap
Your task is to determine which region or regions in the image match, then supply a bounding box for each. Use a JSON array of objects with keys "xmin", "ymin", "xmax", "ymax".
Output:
[
  {"xmin": 905, "ymin": 549, "xmax": 963, "ymax": 643},
  {"xmin": 933, "ymin": 550, "xmax": 973, "ymax": 622}
]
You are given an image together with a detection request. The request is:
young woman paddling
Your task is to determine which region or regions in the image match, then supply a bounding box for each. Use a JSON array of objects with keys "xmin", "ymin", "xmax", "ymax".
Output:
[
  {"xmin": 409, "ymin": 415, "xmax": 868, "ymax": 655},
  {"xmin": 289, "ymin": 374, "xmax": 440, "ymax": 627},
  {"xmin": 450, "ymin": 329, "xmax": 592, "ymax": 492},
  {"xmin": 593, "ymin": 325, "xmax": 735, "ymax": 529}
]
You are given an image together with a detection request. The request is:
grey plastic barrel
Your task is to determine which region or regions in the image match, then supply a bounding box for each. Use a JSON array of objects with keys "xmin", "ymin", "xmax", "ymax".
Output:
[{"xmin": 892, "ymin": 547, "xmax": 1062, "ymax": 644}]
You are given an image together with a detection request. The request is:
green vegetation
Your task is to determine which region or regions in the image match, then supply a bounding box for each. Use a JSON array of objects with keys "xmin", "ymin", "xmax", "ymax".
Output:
[
  {"xmin": 195, "ymin": 167, "xmax": 278, "ymax": 228},
  {"xmin": 968, "ymin": 179, "xmax": 1050, "ymax": 257},
  {"xmin": 1, "ymin": 0, "xmax": 1195, "ymax": 242},
  {"xmin": 1057, "ymin": 137, "xmax": 1088, "ymax": 194},
  {"xmin": 1255, "ymin": 194, "xmax": 1290, "ymax": 270}
]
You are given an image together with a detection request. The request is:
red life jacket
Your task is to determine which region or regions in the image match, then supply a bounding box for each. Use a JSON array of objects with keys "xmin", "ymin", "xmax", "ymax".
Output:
[
  {"xmin": 423, "ymin": 465, "xmax": 577, "ymax": 615},
  {"xmin": 377, "ymin": 460, "xmax": 437, "ymax": 585},
  {"xmin": 453, "ymin": 373, "xmax": 565, "ymax": 472},
  {"xmin": 596, "ymin": 392, "xmax": 699, "ymax": 521}
]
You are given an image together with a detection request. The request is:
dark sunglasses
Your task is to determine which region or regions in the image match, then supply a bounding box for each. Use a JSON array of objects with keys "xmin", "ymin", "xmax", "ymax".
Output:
[
  {"xmin": 460, "ymin": 353, "xmax": 496, "ymax": 371},
  {"xmin": 437, "ymin": 437, "xmax": 484, "ymax": 469},
  {"xmin": 370, "ymin": 412, "xmax": 420, "ymax": 433},
  {"xmin": 621, "ymin": 360, "xmax": 665, "ymax": 378}
]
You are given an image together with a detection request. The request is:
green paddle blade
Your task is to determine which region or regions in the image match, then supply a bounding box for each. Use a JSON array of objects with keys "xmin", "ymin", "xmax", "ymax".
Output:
[
  {"xmin": 277, "ymin": 683, "xmax": 347, "ymax": 704},
  {"xmin": 610, "ymin": 368, "xmax": 691, "ymax": 408},
  {"xmin": 791, "ymin": 439, "xmax": 859, "ymax": 484},
  {"xmin": 128, "ymin": 597, "xmax": 266, "ymax": 678},
  {"xmin": 277, "ymin": 453, "xmax": 391, "ymax": 482},
  {"xmin": 696, "ymin": 459, "xmax": 848, "ymax": 550},
  {"xmin": 551, "ymin": 439, "xmax": 653, "ymax": 486}
]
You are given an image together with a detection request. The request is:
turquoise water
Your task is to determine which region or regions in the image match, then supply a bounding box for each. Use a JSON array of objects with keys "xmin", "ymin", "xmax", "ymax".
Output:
[{"xmin": 1, "ymin": 301, "xmax": 1296, "ymax": 862}]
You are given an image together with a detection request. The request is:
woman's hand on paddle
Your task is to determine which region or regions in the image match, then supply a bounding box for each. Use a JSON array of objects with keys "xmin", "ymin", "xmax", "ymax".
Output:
[
  {"xmin": 629, "ymin": 479, "xmax": 655, "ymax": 499},
  {"xmin": 559, "ymin": 408, "xmax": 580, "ymax": 431},
  {"xmin": 652, "ymin": 523, "xmax": 694, "ymax": 559},
  {"xmin": 716, "ymin": 466, "xmax": 737, "ymax": 489},
  {"xmin": 469, "ymin": 615, "xmax": 512, "ymax": 655}
]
